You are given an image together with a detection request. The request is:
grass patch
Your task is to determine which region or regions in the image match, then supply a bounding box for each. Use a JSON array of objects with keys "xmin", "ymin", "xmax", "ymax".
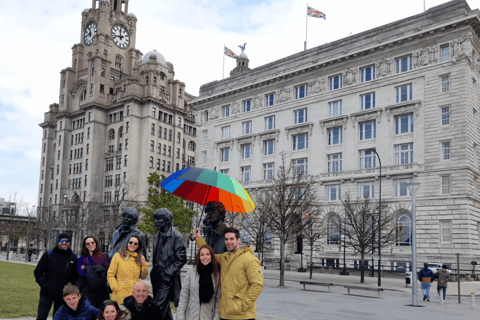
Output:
[{"xmin": 0, "ymin": 261, "xmax": 44, "ymax": 318}]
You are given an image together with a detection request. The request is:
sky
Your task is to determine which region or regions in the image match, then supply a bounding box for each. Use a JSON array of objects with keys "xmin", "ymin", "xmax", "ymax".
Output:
[{"xmin": 1, "ymin": 0, "xmax": 479, "ymax": 210}]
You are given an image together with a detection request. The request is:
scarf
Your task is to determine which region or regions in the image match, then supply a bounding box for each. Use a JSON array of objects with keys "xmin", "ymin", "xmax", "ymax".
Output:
[{"xmin": 197, "ymin": 262, "xmax": 214, "ymax": 304}]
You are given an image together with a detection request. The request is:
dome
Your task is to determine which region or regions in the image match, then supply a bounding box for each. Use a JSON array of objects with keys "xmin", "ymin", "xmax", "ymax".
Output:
[
  {"xmin": 142, "ymin": 50, "xmax": 166, "ymax": 65},
  {"xmin": 238, "ymin": 52, "xmax": 248, "ymax": 59}
]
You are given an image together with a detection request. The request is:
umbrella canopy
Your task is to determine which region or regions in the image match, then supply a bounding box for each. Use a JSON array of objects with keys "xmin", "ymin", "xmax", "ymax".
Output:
[{"xmin": 160, "ymin": 167, "xmax": 255, "ymax": 213}]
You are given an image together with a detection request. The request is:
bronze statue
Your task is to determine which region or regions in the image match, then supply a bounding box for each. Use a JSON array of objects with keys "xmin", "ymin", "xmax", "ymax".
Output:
[
  {"xmin": 151, "ymin": 208, "xmax": 186, "ymax": 320},
  {"xmin": 108, "ymin": 208, "xmax": 147, "ymax": 260},
  {"xmin": 202, "ymin": 201, "xmax": 228, "ymax": 254}
]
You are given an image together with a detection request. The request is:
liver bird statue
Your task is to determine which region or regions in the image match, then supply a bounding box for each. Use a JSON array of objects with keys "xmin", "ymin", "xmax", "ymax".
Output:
[{"xmin": 238, "ymin": 43, "xmax": 247, "ymax": 52}]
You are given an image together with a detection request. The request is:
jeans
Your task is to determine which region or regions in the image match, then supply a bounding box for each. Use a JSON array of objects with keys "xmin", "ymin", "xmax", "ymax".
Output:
[
  {"xmin": 421, "ymin": 282, "xmax": 432, "ymax": 300},
  {"xmin": 37, "ymin": 294, "xmax": 63, "ymax": 320},
  {"xmin": 437, "ymin": 286, "xmax": 447, "ymax": 300}
]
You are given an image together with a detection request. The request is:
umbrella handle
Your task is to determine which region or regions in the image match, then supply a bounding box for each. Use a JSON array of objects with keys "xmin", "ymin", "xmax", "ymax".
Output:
[{"xmin": 196, "ymin": 185, "xmax": 212, "ymax": 229}]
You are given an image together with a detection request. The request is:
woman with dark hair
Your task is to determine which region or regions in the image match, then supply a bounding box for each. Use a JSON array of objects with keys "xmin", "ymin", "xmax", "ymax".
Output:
[
  {"xmin": 176, "ymin": 245, "xmax": 220, "ymax": 320},
  {"xmin": 97, "ymin": 299, "xmax": 130, "ymax": 320},
  {"xmin": 107, "ymin": 236, "xmax": 148, "ymax": 304},
  {"xmin": 76, "ymin": 236, "xmax": 110, "ymax": 308}
]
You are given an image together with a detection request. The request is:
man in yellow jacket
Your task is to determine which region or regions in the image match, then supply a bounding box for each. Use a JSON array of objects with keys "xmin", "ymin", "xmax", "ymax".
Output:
[{"xmin": 194, "ymin": 227, "xmax": 263, "ymax": 320}]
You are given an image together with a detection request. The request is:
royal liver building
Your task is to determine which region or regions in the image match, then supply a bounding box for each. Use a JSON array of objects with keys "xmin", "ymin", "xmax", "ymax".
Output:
[{"xmin": 190, "ymin": 0, "xmax": 480, "ymax": 270}]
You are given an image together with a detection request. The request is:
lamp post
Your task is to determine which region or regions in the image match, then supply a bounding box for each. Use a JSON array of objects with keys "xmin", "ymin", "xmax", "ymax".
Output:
[
  {"xmin": 340, "ymin": 216, "xmax": 349, "ymax": 275},
  {"xmin": 407, "ymin": 182, "xmax": 421, "ymax": 307},
  {"xmin": 368, "ymin": 149, "xmax": 382, "ymax": 287}
]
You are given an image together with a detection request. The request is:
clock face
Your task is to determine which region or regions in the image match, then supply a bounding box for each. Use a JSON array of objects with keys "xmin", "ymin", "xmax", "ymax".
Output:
[
  {"xmin": 111, "ymin": 24, "xmax": 130, "ymax": 49},
  {"xmin": 83, "ymin": 23, "xmax": 97, "ymax": 46}
]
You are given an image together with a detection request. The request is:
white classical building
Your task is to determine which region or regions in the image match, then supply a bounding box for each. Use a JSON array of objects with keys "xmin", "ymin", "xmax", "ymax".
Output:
[
  {"xmin": 37, "ymin": 0, "xmax": 196, "ymax": 250},
  {"xmin": 189, "ymin": 0, "xmax": 480, "ymax": 271}
]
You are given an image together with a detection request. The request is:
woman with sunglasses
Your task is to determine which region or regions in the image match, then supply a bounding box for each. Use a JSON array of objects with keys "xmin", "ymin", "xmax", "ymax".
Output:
[
  {"xmin": 75, "ymin": 236, "xmax": 110, "ymax": 309},
  {"xmin": 107, "ymin": 236, "xmax": 148, "ymax": 304},
  {"xmin": 97, "ymin": 300, "xmax": 130, "ymax": 320},
  {"xmin": 176, "ymin": 245, "xmax": 221, "ymax": 320}
]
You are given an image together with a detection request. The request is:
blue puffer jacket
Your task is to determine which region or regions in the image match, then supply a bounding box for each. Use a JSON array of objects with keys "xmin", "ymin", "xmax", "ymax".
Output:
[{"xmin": 53, "ymin": 296, "xmax": 100, "ymax": 320}]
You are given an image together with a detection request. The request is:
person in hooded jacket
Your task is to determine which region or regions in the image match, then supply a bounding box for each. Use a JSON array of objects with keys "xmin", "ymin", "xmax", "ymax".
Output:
[
  {"xmin": 122, "ymin": 282, "xmax": 161, "ymax": 320},
  {"xmin": 418, "ymin": 262, "xmax": 434, "ymax": 301},
  {"xmin": 434, "ymin": 265, "xmax": 451, "ymax": 301},
  {"xmin": 34, "ymin": 233, "xmax": 78, "ymax": 319},
  {"xmin": 75, "ymin": 236, "xmax": 110, "ymax": 309},
  {"xmin": 194, "ymin": 227, "xmax": 263, "ymax": 320},
  {"xmin": 107, "ymin": 236, "xmax": 148, "ymax": 304},
  {"xmin": 176, "ymin": 245, "xmax": 221, "ymax": 320},
  {"xmin": 53, "ymin": 283, "xmax": 100, "ymax": 320}
]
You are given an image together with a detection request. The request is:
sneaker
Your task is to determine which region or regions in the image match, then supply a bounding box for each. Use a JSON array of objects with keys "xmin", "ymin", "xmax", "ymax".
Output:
[
  {"xmin": 427, "ymin": 299, "xmax": 430, "ymax": 301},
  {"xmin": 423, "ymin": 295, "xmax": 427, "ymax": 301}
]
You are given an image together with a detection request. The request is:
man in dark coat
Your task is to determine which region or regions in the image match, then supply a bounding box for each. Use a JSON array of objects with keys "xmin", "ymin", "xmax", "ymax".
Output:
[
  {"xmin": 151, "ymin": 208, "xmax": 187, "ymax": 320},
  {"xmin": 418, "ymin": 262, "xmax": 434, "ymax": 301},
  {"xmin": 108, "ymin": 207, "xmax": 147, "ymax": 260},
  {"xmin": 34, "ymin": 233, "xmax": 78, "ymax": 319},
  {"xmin": 202, "ymin": 201, "xmax": 228, "ymax": 254},
  {"xmin": 53, "ymin": 283, "xmax": 100, "ymax": 320},
  {"xmin": 123, "ymin": 282, "xmax": 161, "ymax": 320}
]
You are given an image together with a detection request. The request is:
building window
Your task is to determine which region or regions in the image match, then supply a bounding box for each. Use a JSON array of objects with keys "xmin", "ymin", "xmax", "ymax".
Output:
[
  {"xmin": 151, "ymin": 124, "xmax": 155, "ymax": 135},
  {"xmin": 327, "ymin": 215, "xmax": 341, "ymax": 244},
  {"xmin": 221, "ymin": 148, "xmax": 230, "ymax": 162},
  {"xmin": 85, "ymin": 159, "xmax": 88, "ymax": 170},
  {"xmin": 202, "ymin": 151, "xmax": 207, "ymax": 163},
  {"xmin": 328, "ymin": 127, "xmax": 342, "ymax": 145},
  {"xmin": 396, "ymin": 84, "xmax": 413, "ymax": 103},
  {"xmin": 220, "ymin": 169, "xmax": 229, "ymax": 176},
  {"xmin": 241, "ymin": 144, "xmax": 251, "ymax": 159},
  {"xmin": 124, "ymin": 155, "xmax": 128, "ymax": 166},
  {"xmin": 243, "ymin": 100, "xmax": 251, "ymax": 112},
  {"xmin": 241, "ymin": 166, "xmax": 251, "ymax": 182},
  {"xmin": 157, "ymin": 143, "xmax": 161, "ymax": 154},
  {"xmin": 328, "ymin": 101, "xmax": 342, "ymax": 117},
  {"xmin": 125, "ymin": 139, "xmax": 128, "ymax": 150},
  {"xmin": 292, "ymin": 158, "xmax": 308, "ymax": 175},
  {"xmin": 395, "ymin": 143, "xmax": 414, "ymax": 165},
  {"xmin": 150, "ymin": 140, "xmax": 154, "ymax": 152},
  {"xmin": 361, "ymin": 65, "xmax": 375, "ymax": 82},
  {"xmin": 293, "ymin": 133, "xmax": 308, "ymax": 151},
  {"xmin": 149, "ymin": 157, "xmax": 154, "ymax": 168},
  {"xmin": 361, "ymin": 92, "xmax": 375, "ymax": 110},
  {"xmin": 126, "ymin": 122, "xmax": 129, "ymax": 133},
  {"xmin": 152, "ymin": 108, "xmax": 156, "ymax": 118},
  {"xmin": 294, "ymin": 108, "xmax": 308, "ymax": 124},
  {"xmin": 169, "ymin": 130, "xmax": 172, "ymax": 141},
  {"xmin": 265, "ymin": 116, "xmax": 276, "ymax": 130},
  {"xmin": 266, "ymin": 93, "xmax": 275, "ymax": 106},
  {"xmin": 441, "ymin": 175, "xmax": 451, "ymax": 194},
  {"xmin": 264, "ymin": 139, "xmax": 275, "ymax": 156},
  {"xmin": 116, "ymin": 157, "xmax": 121, "ymax": 169},
  {"xmin": 441, "ymin": 45, "xmax": 450, "ymax": 62},
  {"xmin": 440, "ymin": 220, "xmax": 452, "ymax": 243},
  {"xmin": 329, "ymin": 75, "xmax": 342, "ymax": 91},
  {"xmin": 394, "ymin": 178, "xmax": 413, "ymax": 197},
  {"xmin": 222, "ymin": 105, "xmax": 230, "ymax": 117},
  {"xmin": 264, "ymin": 163, "xmax": 274, "ymax": 180},
  {"xmin": 359, "ymin": 121, "xmax": 376, "ymax": 140},
  {"xmin": 177, "ymin": 132, "xmax": 181, "ymax": 143},
  {"xmin": 442, "ymin": 142, "xmax": 451, "ymax": 160},
  {"xmin": 168, "ymin": 146, "xmax": 171, "ymax": 157},
  {"xmin": 441, "ymin": 75, "xmax": 450, "ymax": 92},
  {"xmin": 328, "ymin": 154, "xmax": 342, "ymax": 172},
  {"xmin": 109, "ymin": 129, "xmax": 115, "ymax": 140},
  {"xmin": 358, "ymin": 182, "xmax": 375, "ymax": 198},
  {"xmin": 242, "ymin": 121, "xmax": 252, "ymax": 135},
  {"xmin": 326, "ymin": 185, "xmax": 341, "ymax": 201},
  {"xmin": 395, "ymin": 114, "xmax": 414, "ymax": 134},
  {"xmin": 441, "ymin": 107, "xmax": 450, "ymax": 125},
  {"xmin": 396, "ymin": 214, "xmax": 412, "ymax": 246},
  {"xmin": 176, "ymin": 148, "xmax": 180, "ymax": 159},
  {"xmin": 359, "ymin": 150, "xmax": 376, "ymax": 169},
  {"xmin": 295, "ymin": 85, "xmax": 308, "ymax": 99},
  {"xmin": 220, "ymin": 126, "xmax": 230, "ymax": 140},
  {"xmin": 396, "ymin": 56, "xmax": 412, "ymax": 73}
]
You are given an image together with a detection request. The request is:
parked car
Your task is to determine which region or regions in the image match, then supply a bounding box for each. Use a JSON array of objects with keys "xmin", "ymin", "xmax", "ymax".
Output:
[{"xmin": 428, "ymin": 263, "xmax": 452, "ymax": 274}]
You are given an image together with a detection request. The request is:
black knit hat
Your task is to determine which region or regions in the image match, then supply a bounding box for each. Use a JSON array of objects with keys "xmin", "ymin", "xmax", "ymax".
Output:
[
  {"xmin": 58, "ymin": 233, "xmax": 72, "ymax": 243},
  {"xmin": 424, "ymin": 262, "xmax": 428, "ymax": 268}
]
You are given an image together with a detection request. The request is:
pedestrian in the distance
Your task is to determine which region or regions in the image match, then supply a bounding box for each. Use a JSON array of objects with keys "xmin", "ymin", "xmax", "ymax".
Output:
[
  {"xmin": 107, "ymin": 236, "xmax": 148, "ymax": 304},
  {"xmin": 418, "ymin": 262, "xmax": 434, "ymax": 301},
  {"xmin": 75, "ymin": 236, "xmax": 110, "ymax": 309},
  {"xmin": 434, "ymin": 265, "xmax": 451, "ymax": 301},
  {"xmin": 176, "ymin": 245, "xmax": 221, "ymax": 320}
]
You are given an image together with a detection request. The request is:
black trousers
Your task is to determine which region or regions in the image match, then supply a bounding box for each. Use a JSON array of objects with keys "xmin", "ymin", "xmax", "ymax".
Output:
[
  {"xmin": 37, "ymin": 294, "xmax": 63, "ymax": 320},
  {"xmin": 151, "ymin": 268, "xmax": 173, "ymax": 320}
]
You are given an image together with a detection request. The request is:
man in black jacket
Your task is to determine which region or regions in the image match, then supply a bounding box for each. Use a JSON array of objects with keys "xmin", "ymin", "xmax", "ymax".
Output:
[
  {"xmin": 34, "ymin": 233, "xmax": 78, "ymax": 320},
  {"xmin": 123, "ymin": 282, "xmax": 161, "ymax": 320}
]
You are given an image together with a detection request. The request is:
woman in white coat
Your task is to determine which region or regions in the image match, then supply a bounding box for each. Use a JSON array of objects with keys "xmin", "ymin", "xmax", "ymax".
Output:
[{"xmin": 177, "ymin": 245, "xmax": 220, "ymax": 320}]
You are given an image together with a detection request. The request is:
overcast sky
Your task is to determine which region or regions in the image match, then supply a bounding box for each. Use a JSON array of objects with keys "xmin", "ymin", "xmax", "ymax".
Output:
[{"xmin": 1, "ymin": 0, "xmax": 479, "ymax": 210}]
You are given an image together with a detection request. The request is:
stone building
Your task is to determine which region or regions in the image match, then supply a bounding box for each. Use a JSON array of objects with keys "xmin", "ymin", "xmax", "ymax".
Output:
[
  {"xmin": 189, "ymin": 0, "xmax": 480, "ymax": 271},
  {"xmin": 37, "ymin": 0, "xmax": 196, "ymax": 251}
]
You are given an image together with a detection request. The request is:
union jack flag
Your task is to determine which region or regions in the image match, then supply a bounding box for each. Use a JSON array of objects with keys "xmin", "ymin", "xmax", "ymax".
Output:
[
  {"xmin": 224, "ymin": 46, "xmax": 238, "ymax": 59},
  {"xmin": 307, "ymin": 6, "xmax": 326, "ymax": 19}
]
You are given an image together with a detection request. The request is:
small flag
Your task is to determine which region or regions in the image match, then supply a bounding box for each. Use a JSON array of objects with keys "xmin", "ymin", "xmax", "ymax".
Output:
[
  {"xmin": 224, "ymin": 46, "xmax": 238, "ymax": 59},
  {"xmin": 307, "ymin": 6, "xmax": 326, "ymax": 19}
]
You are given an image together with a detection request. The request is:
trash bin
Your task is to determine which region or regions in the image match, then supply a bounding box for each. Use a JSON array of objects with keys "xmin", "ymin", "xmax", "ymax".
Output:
[{"xmin": 405, "ymin": 272, "xmax": 412, "ymax": 288}]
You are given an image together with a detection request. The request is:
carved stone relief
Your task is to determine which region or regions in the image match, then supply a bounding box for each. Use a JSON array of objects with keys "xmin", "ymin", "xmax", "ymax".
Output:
[
  {"xmin": 451, "ymin": 34, "xmax": 473, "ymax": 63},
  {"xmin": 276, "ymin": 87, "xmax": 291, "ymax": 103},
  {"xmin": 376, "ymin": 59, "xmax": 392, "ymax": 77},
  {"xmin": 231, "ymin": 101, "xmax": 241, "ymax": 115},
  {"xmin": 210, "ymin": 106, "xmax": 219, "ymax": 120},
  {"xmin": 413, "ymin": 46, "xmax": 437, "ymax": 67},
  {"xmin": 192, "ymin": 111, "xmax": 201, "ymax": 125},
  {"xmin": 253, "ymin": 94, "xmax": 263, "ymax": 110},
  {"xmin": 343, "ymin": 68, "xmax": 357, "ymax": 85},
  {"xmin": 309, "ymin": 77, "xmax": 326, "ymax": 95}
]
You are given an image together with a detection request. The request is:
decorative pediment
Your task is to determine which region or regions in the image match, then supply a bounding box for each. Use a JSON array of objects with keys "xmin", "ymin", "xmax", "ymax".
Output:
[
  {"xmin": 256, "ymin": 129, "xmax": 281, "ymax": 142},
  {"xmin": 284, "ymin": 122, "xmax": 314, "ymax": 139},
  {"xmin": 385, "ymin": 100, "xmax": 422, "ymax": 119},
  {"xmin": 350, "ymin": 108, "xmax": 383, "ymax": 127},
  {"xmin": 234, "ymin": 134, "xmax": 256, "ymax": 149},
  {"xmin": 318, "ymin": 115, "xmax": 349, "ymax": 133},
  {"xmin": 214, "ymin": 138, "xmax": 234, "ymax": 152}
]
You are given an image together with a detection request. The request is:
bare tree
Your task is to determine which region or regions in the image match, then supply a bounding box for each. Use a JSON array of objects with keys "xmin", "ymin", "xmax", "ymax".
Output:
[
  {"xmin": 302, "ymin": 208, "xmax": 325, "ymax": 279},
  {"xmin": 242, "ymin": 208, "xmax": 271, "ymax": 265},
  {"xmin": 341, "ymin": 193, "xmax": 397, "ymax": 283},
  {"xmin": 253, "ymin": 151, "xmax": 319, "ymax": 286},
  {"xmin": 0, "ymin": 193, "xmax": 29, "ymax": 260}
]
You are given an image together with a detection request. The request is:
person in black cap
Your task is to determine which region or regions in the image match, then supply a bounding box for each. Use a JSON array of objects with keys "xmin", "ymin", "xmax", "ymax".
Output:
[
  {"xmin": 418, "ymin": 262, "xmax": 434, "ymax": 301},
  {"xmin": 34, "ymin": 232, "xmax": 78, "ymax": 320}
]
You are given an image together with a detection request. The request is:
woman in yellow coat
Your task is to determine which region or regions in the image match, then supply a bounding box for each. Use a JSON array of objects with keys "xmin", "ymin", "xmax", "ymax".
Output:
[{"xmin": 107, "ymin": 236, "xmax": 148, "ymax": 304}]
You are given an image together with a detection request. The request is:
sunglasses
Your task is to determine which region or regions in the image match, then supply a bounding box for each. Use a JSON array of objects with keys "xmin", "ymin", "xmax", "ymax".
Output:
[
  {"xmin": 128, "ymin": 241, "xmax": 139, "ymax": 246},
  {"xmin": 59, "ymin": 239, "xmax": 70, "ymax": 243}
]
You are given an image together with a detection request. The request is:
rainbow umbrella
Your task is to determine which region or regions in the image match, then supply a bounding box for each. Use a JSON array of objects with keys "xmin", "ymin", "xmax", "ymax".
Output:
[{"xmin": 160, "ymin": 167, "xmax": 255, "ymax": 214}]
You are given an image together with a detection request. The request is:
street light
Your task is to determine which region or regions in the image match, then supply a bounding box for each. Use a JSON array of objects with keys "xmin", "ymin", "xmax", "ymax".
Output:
[
  {"xmin": 368, "ymin": 149, "xmax": 382, "ymax": 287},
  {"xmin": 339, "ymin": 216, "xmax": 349, "ymax": 275},
  {"xmin": 407, "ymin": 182, "xmax": 421, "ymax": 307}
]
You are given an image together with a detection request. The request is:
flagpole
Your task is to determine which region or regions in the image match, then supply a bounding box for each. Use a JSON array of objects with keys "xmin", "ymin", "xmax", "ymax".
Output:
[
  {"xmin": 304, "ymin": 3, "xmax": 308, "ymax": 51},
  {"xmin": 223, "ymin": 45, "xmax": 225, "ymax": 80}
]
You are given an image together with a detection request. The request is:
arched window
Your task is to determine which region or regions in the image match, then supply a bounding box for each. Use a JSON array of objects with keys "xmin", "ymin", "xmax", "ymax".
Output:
[
  {"xmin": 118, "ymin": 126, "xmax": 123, "ymax": 138},
  {"xmin": 188, "ymin": 141, "xmax": 196, "ymax": 152},
  {"xmin": 108, "ymin": 129, "xmax": 115, "ymax": 140},
  {"xmin": 80, "ymin": 90, "xmax": 87, "ymax": 101},
  {"xmin": 91, "ymin": 67, "xmax": 95, "ymax": 76},
  {"xmin": 101, "ymin": 68, "xmax": 105, "ymax": 77},
  {"xmin": 146, "ymin": 76, "xmax": 149, "ymax": 85},
  {"xmin": 396, "ymin": 213, "xmax": 412, "ymax": 246},
  {"xmin": 326, "ymin": 214, "xmax": 341, "ymax": 244}
]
